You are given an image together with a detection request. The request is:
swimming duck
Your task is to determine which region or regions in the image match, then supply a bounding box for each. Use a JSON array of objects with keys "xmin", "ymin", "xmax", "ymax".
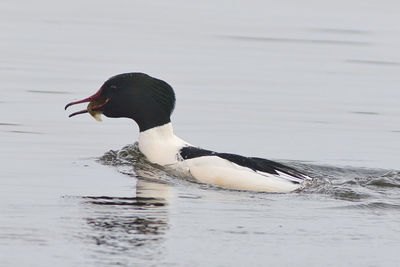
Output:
[{"xmin": 65, "ymin": 73, "xmax": 311, "ymax": 192}]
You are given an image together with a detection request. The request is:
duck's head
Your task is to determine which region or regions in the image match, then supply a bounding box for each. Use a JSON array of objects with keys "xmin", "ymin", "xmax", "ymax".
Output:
[{"xmin": 65, "ymin": 73, "xmax": 176, "ymax": 132}]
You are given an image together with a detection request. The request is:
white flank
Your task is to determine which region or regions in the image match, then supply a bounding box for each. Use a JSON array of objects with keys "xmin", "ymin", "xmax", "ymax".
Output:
[
  {"xmin": 176, "ymin": 157, "xmax": 299, "ymax": 193},
  {"xmin": 138, "ymin": 122, "xmax": 303, "ymax": 193}
]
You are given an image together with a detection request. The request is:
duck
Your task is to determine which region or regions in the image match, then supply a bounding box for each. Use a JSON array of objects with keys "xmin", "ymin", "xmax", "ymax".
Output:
[{"xmin": 65, "ymin": 72, "xmax": 311, "ymax": 193}]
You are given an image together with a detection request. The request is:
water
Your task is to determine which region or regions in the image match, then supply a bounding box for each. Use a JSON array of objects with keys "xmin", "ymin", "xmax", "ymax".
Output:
[{"xmin": 1, "ymin": 0, "xmax": 400, "ymax": 266}]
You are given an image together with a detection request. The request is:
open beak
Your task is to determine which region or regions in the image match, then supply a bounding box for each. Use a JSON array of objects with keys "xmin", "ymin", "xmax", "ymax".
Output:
[{"xmin": 65, "ymin": 88, "xmax": 109, "ymax": 121}]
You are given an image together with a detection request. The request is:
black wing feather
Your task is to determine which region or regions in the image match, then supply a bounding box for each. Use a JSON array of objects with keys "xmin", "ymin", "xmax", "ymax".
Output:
[{"xmin": 179, "ymin": 146, "xmax": 309, "ymax": 183}]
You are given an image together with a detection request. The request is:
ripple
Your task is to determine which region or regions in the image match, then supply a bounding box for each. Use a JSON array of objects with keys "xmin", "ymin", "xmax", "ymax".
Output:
[
  {"xmin": 284, "ymin": 161, "xmax": 399, "ymax": 201},
  {"xmin": 27, "ymin": 90, "xmax": 71, "ymax": 94},
  {"xmin": 222, "ymin": 35, "xmax": 371, "ymax": 46},
  {"xmin": 312, "ymin": 28, "xmax": 371, "ymax": 35},
  {"xmin": 346, "ymin": 59, "xmax": 400, "ymax": 66},
  {"xmin": 365, "ymin": 175, "xmax": 400, "ymax": 189},
  {"xmin": 99, "ymin": 143, "xmax": 148, "ymax": 167},
  {"xmin": 7, "ymin": 130, "xmax": 43, "ymax": 134},
  {"xmin": 0, "ymin": 122, "xmax": 21, "ymax": 126},
  {"xmin": 338, "ymin": 202, "xmax": 400, "ymax": 210},
  {"xmin": 349, "ymin": 111, "xmax": 380, "ymax": 115}
]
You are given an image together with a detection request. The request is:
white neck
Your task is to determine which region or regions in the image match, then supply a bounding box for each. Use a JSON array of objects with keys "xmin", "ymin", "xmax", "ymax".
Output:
[{"xmin": 138, "ymin": 122, "xmax": 189, "ymax": 165}]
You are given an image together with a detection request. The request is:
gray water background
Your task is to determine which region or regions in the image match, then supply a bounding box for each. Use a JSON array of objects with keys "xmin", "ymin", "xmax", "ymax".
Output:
[{"xmin": 1, "ymin": 0, "xmax": 400, "ymax": 266}]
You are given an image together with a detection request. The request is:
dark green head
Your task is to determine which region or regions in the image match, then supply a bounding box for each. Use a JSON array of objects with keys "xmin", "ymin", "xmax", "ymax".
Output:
[{"xmin": 65, "ymin": 73, "xmax": 176, "ymax": 132}]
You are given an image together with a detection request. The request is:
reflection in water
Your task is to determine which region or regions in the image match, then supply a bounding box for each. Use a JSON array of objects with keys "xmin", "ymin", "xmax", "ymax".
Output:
[{"xmin": 82, "ymin": 179, "xmax": 170, "ymax": 263}]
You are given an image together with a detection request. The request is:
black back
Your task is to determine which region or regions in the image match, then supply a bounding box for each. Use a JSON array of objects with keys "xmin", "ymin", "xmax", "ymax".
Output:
[{"xmin": 179, "ymin": 146, "xmax": 308, "ymax": 183}]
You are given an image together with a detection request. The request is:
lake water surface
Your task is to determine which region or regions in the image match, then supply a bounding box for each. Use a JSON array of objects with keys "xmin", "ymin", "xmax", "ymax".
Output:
[{"xmin": 1, "ymin": 0, "xmax": 400, "ymax": 266}]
